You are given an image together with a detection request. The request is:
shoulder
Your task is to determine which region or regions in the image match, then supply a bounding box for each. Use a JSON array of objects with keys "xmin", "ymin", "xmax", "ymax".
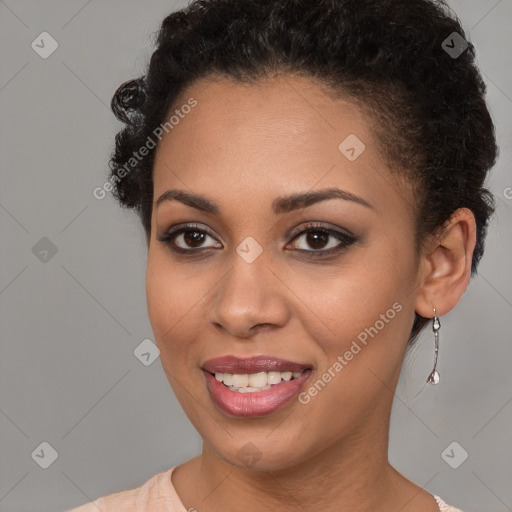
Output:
[
  {"xmin": 433, "ymin": 494, "xmax": 465, "ymax": 512},
  {"xmin": 66, "ymin": 466, "xmax": 185, "ymax": 512}
]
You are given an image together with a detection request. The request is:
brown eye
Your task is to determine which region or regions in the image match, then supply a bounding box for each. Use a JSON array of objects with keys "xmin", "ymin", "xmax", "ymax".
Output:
[
  {"xmin": 287, "ymin": 223, "xmax": 357, "ymax": 257},
  {"xmin": 157, "ymin": 222, "xmax": 357, "ymax": 258},
  {"xmin": 304, "ymin": 231, "xmax": 330, "ymax": 250},
  {"xmin": 182, "ymin": 229, "xmax": 207, "ymax": 248},
  {"xmin": 157, "ymin": 223, "xmax": 222, "ymax": 252}
]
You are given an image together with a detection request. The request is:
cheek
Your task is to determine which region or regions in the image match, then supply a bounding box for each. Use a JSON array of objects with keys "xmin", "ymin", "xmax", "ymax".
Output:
[
  {"xmin": 300, "ymin": 244, "xmax": 417, "ymax": 407},
  {"xmin": 145, "ymin": 254, "xmax": 207, "ymax": 413},
  {"xmin": 145, "ymin": 249, "xmax": 220, "ymax": 376},
  {"xmin": 293, "ymin": 269, "xmax": 413, "ymax": 443},
  {"xmin": 308, "ymin": 258, "xmax": 408, "ymax": 344},
  {"xmin": 145, "ymin": 252, "xmax": 193, "ymax": 358},
  {"xmin": 146, "ymin": 258, "xmax": 173, "ymax": 338}
]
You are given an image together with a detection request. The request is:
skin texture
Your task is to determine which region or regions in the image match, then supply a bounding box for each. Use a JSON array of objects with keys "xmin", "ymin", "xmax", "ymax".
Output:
[{"xmin": 145, "ymin": 73, "xmax": 476, "ymax": 512}]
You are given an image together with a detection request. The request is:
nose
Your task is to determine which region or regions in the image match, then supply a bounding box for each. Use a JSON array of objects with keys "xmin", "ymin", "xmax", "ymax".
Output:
[{"xmin": 206, "ymin": 253, "xmax": 291, "ymax": 340}]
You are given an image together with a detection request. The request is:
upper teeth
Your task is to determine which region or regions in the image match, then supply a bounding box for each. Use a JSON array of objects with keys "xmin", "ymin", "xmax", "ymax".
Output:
[{"xmin": 215, "ymin": 371, "xmax": 302, "ymax": 390}]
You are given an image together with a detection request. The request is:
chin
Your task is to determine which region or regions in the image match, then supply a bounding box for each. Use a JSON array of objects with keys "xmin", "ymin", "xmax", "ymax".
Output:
[{"xmin": 203, "ymin": 431, "xmax": 315, "ymax": 473}]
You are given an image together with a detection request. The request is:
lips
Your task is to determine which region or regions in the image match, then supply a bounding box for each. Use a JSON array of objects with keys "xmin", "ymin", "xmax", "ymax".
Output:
[
  {"xmin": 202, "ymin": 355, "xmax": 311, "ymax": 374},
  {"xmin": 202, "ymin": 355, "xmax": 312, "ymax": 417}
]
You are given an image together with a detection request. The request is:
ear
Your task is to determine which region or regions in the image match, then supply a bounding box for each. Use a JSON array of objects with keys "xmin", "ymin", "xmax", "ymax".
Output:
[{"xmin": 414, "ymin": 207, "xmax": 477, "ymax": 318}]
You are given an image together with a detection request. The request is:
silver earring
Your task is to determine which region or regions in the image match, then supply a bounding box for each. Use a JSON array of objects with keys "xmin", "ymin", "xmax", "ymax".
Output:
[{"xmin": 427, "ymin": 307, "xmax": 440, "ymax": 385}]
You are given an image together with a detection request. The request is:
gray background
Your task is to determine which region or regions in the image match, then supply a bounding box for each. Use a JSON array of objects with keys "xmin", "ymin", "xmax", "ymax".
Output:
[{"xmin": 0, "ymin": 1, "xmax": 511, "ymax": 511}]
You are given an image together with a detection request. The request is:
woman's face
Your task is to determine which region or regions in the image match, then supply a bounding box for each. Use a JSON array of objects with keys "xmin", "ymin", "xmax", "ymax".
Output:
[{"xmin": 146, "ymin": 74, "xmax": 422, "ymax": 471}]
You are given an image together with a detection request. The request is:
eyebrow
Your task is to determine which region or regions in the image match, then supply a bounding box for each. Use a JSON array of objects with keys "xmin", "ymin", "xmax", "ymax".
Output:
[{"xmin": 155, "ymin": 187, "xmax": 374, "ymax": 215}]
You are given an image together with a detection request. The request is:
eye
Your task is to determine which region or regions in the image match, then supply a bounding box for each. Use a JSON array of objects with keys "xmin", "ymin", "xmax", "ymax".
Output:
[
  {"xmin": 157, "ymin": 222, "xmax": 358, "ymax": 257},
  {"xmin": 157, "ymin": 223, "xmax": 222, "ymax": 253},
  {"xmin": 287, "ymin": 222, "xmax": 357, "ymax": 256}
]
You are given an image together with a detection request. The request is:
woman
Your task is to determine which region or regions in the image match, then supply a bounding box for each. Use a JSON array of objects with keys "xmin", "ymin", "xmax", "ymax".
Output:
[{"xmin": 69, "ymin": 0, "xmax": 497, "ymax": 510}]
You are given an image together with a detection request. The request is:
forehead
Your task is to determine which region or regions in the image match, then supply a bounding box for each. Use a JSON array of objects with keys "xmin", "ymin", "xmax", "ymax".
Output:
[{"xmin": 152, "ymin": 74, "xmax": 412, "ymax": 218}]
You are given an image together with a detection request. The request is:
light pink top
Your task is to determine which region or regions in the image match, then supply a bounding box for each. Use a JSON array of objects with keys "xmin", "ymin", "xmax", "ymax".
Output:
[{"xmin": 67, "ymin": 466, "xmax": 464, "ymax": 512}]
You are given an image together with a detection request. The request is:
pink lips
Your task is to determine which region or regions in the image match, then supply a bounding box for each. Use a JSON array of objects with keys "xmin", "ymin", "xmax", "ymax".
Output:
[
  {"xmin": 203, "ymin": 355, "xmax": 310, "ymax": 374},
  {"xmin": 202, "ymin": 355, "xmax": 312, "ymax": 417}
]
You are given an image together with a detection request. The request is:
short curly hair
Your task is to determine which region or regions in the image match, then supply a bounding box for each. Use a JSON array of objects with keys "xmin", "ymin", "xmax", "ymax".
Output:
[{"xmin": 108, "ymin": 0, "xmax": 497, "ymax": 347}]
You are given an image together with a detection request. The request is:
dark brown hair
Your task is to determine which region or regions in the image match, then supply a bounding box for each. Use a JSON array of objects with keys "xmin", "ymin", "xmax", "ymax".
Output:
[{"xmin": 108, "ymin": 0, "xmax": 497, "ymax": 347}]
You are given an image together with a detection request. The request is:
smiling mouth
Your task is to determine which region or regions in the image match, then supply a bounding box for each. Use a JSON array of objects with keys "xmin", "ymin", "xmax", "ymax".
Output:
[
  {"xmin": 201, "ymin": 355, "xmax": 313, "ymax": 417},
  {"xmin": 208, "ymin": 369, "xmax": 307, "ymax": 393}
]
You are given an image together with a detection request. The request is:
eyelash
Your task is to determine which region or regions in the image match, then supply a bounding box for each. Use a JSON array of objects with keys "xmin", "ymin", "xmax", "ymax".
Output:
[{"xmin": 157, "ymin": 222, "xmax": 358, "ymax": 258}]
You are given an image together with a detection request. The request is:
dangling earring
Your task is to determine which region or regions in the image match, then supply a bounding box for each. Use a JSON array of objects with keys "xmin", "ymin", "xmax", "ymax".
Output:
[{"xmin": 427, "ymin": 307, "xmax": 441, "ymax": 385}]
